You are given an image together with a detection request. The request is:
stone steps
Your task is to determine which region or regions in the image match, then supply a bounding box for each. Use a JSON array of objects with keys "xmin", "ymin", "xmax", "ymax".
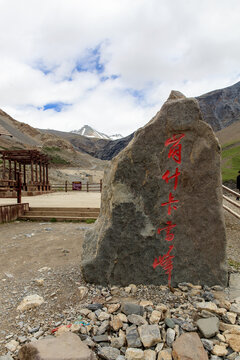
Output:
[{"xmin": 18, "ymin": 207, "xmax": 100, "ymax": 221}]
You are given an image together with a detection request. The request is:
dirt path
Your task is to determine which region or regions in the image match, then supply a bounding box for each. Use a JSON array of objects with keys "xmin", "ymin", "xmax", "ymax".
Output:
[{"xmin": 0, "ymin": 209, "xmax": 239, "ymax": 355}]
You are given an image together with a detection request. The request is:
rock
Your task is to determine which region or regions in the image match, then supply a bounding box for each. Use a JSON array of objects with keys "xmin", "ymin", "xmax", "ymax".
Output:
[
  {"xmin": 224, "ymin": 311, "xmax": 237, "ymax": 324},
  {"xmin": 111, "ymin": 336, "xmax": 125, "ymax": 349},
  {"xmin": 17, "ymin": 294, "xmax": 44, "ymax": 311},
  {"xmin": 97, "ymin": 320, "xmax": 109, "ymax": 335},
  {"xmin": 225, "ymin": 333, "xmax": 240, "ymax": 352},
  {"xmin": 212, "ymin": 345, "xmax": 228, "ymax": 356},
  {"xmin": 126, "ymin": 348, "xmax": 144, "ymax": 360},
  {"xmin": 164, "ymin": 318, "xmax": 175, "ymax": 329},
  {"xmin": 219, "ymin": 322, "xmax": 240, "ymax": 332},
  {"xmin": 107, "ymin": 304, "xmax": 121, "ymax": 314},
  {"xmin": 180, "ymin": 321, "xmax": 197, "ymax": 332},
  {"xmin": 93, "ymin": 335, "xmax": 109, "ymax": 343},
  {"xmin": 157, "ymin": 349, "xmax": 172, "ymax": 360},
  {"xmin": 138, "ymin": 324, "xmax": 161, "ymax": 348},
  {"xmin": 196, "ymin": 302, "xmax": 218, "ymax": 313},
  {"xmin": 172, "ymin": 332, "xmax": 208, "ymax": 360},
  {"xmin": 201, "ymin": 339, "xmax": 213, "ymax": 351},
  {"xmin": 166, "ymin": 328, "xmax": 175, "ymax": 347},
  {"xmin": 140, "ymin": 301, "xmax": 153, "ymax": 307},
  {"xmin": 149, "ymin": 311, "xmax": 162, "ymax": 324},
  {"xmin": 35, "ymin": 279, "xmax": 44, "ymax": 286},
  {"xmin": 5, "ymin": 339, "xmax": 19, "ymax": 352},
  {"xmin": 230, "ymin": 303, "xmax": 240, "ymax": 315},
  {"xmin": 111, "ymin": 316, "xmax": 123, "ymax": 331},
  {"xmin": 55, "ymin": 325, "xmax": 71, "ymax": 336},
  {"xmin": 78, "ymin": 286, "xmax": 88, "ymax": 300},
  {"xmin": 144, "ymin": 349, "xmax": 156, "ymax": 360},
  {"xmin": 81, "ymin": 92, "xmax": 227, "ymax": 287},
  {"xmin": 18, "ymin": 333, "xmax": 96, "ymax": 360},
  {"xmin": 121, "ymin": 303, "xmax": 144, "ymax": 316},
  {"xmin": 126, "ymin": 325, "xmax": 142, "ymax": 348},
  {"xmin": 87, "ymin": 303, "xmax": 103, "ymax": 311},
  {"xmin": 98, "ymin": 311, "xmax": 111, "ymax": 321},
  {"xmin": 128, "ymin": 314, "xmax": 148, "ymax": 326},
  {"xmin": 117, "ymin": 313, "xmax": 128, "ymax": 322},
  {"xmin": 155, "ymin": 343, "xmax": 164, "ymax": 353},
  {"xmin": 98, "ymin": 347, "xmax": 120, "ymax": 360},
  {"xmin": 196, "ymin": 317, "xmax": 219, "ymax": 338}
]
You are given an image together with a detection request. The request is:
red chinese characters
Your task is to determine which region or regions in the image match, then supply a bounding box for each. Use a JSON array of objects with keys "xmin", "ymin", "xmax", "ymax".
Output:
[
  {"xmin": 162, "ymin": 167, "xmax": 180, "ymax": 190},
  {"xmin": 157, "ymin": 220, "xmax": 176, "ymax": 241},
  {"xmin": 165, "ymin": 134, "xmax": 185, "ymax": 164},
  {"xmin": 161, "ymin": 192, "xmax": 179, "ymax": 215},
  {"xmin": 153, "ymin": 133, "xmax": 185, "ymax": 286},
  {"xmin": 153, "ymin": 245, "xmax": 174, "ymax": 285}
]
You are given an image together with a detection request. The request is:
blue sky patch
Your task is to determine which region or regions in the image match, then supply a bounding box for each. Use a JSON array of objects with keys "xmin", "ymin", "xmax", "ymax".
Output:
[
  {"xmin": 73, "ymin": 44, "xmax": 105, "ymax": 75},
  {"xmin": 43, "ymin": 102, "xmax": 71, "ymax": 112}
]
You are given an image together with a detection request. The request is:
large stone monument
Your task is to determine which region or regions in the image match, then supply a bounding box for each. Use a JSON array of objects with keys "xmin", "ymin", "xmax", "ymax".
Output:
[{"xmin": 81, "ymin": 91, "xmax": 227, "ymax": 287}]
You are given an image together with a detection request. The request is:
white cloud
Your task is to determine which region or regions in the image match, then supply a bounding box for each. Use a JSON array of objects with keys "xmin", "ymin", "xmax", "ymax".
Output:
[{"xmin": 0, "ymin": 0, "xmax": 240, "ymax": 136}]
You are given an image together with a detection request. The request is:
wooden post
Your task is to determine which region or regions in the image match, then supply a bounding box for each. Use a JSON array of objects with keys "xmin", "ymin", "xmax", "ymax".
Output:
[
  {"xmin": 100, "ymin": 179, "xmax": 102, "ymax": 192},
  {"xmin": 14, "ymin": 161, "xmax": 17, "ymax": 180},
  {"xmin": 43, "ymin": 163, "xmax": 45, "ymax": 188},
  {"xmin": 31, "ymin": 160, "xmax": 34, "ymax": 183},
  {"xmin": 35, "ymin": 163, "xmax": 38, "ymax": 183},
  {"xmin": 87, "ymin": 182, "xmax": 89, "ymax": 192},
  {"xmin": 2, "ymin": 155, "xmax": 6, "ymax": 179},
  {"xmin": 46, "ymin": 163, "xmax": 49, "ymax": 184},
  {"xmin": 8, "ymin": 160, "xmax": 11, "ymax": 180},
  {"xmin": 65, "ymin": 180, "xmax": 68, "ymax": 192},
  {"xmin": 16, "ymin": 172, "xmax": 22, "ymax": 204},
  {"xmin": 23, "ymin": 164, "xmax": 26, "ymax": 189},
  {"xmin": 39, "ymin": 162, "xmax": 42, "ymax": 184}
]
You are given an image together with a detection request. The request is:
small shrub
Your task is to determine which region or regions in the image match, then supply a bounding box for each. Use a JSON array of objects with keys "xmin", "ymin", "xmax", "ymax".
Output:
[{"xmin": 84, "ymin": 218, "xmax": 96, "ymax": 224}]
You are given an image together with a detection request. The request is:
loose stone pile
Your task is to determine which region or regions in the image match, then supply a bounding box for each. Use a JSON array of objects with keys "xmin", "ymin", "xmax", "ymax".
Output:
[{"xmin": 2, "ymin": 281, "xmax": 240, "ymax": 360}]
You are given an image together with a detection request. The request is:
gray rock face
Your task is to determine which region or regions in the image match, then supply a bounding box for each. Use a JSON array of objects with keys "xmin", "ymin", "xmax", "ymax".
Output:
[
  {"xmin": 196, "ymin": 317, "xmax": 219, "ymax": 338},
  {"xmin": 197, "ymin": 81, "xmax": 240, "ymax": 131},
  {"xmin": 126, "ymin": 325, "xmax": 142, "ymax": 348},
  {"xmin": 81, "ymin": 91, "xmax": 227, "ymax": 287}
]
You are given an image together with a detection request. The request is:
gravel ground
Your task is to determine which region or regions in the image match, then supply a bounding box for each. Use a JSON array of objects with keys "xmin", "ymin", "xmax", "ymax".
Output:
[{"xmin": 0, "ymin": 206, "xmax": 239, "ymax": 356}]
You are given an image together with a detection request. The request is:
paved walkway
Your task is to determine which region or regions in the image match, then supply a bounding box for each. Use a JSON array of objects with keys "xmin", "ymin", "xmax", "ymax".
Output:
[{"xmin": 0, "ymin": 191, "xmax": 101, "ymax": 208}]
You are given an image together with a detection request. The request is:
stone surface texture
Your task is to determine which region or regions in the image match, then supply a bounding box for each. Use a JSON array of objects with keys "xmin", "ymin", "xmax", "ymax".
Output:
[
  {"xmin": 18, "ymin": 333, "xmax": 96, "ymax": 360},
  {"xmin": 172, "ymin": 332, "xmax": 208, "ymax": 360},
  {"xmin": 81, "ymin": 91, "xmax": 227, "ymax": 287},
  {"xmin": 196, "ymin": 317, "xmax": 219, "ymax": 338}
]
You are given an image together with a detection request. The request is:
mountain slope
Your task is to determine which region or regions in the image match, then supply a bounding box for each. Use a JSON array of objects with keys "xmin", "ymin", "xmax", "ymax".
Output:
[
  {"xmin": 0, "ymin": 109, "xmax": 107, "ymax": 171},
  {"xmin": 197, "ymin": 81, "xmax": 240, "ymax": 132}
]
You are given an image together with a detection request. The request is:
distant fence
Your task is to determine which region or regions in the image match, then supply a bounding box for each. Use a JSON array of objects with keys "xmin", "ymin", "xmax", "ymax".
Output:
[{"xmin": 51, "ymin": 180, "xmax": 102, "ymax": 193}]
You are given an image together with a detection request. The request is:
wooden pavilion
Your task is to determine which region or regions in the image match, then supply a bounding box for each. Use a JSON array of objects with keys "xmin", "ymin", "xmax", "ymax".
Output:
[{"xmin": 0, "ymin": 149, "xmax": 50, "ymax": 193}]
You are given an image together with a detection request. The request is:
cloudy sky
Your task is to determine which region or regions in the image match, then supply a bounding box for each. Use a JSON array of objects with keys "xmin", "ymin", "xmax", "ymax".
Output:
[{"xmin": 0, "ymin": 0, "xmax": 240, "ymax": 136}]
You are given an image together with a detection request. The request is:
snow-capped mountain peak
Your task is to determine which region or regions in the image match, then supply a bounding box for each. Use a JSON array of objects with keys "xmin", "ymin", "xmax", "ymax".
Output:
[{"xmin": 71, "ymin": 125, "xmax": 123, "ymax": 140}]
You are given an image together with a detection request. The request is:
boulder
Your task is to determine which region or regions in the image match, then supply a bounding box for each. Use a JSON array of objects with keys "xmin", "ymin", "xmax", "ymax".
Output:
[
  {"xmin": 81, "ymin": 91, "xmax": 227, "ymax": 287},
  {"xmin": 18, "ymin": 333, "xmax": 96, "ymax": 360},
  {"xmin": 172, "ymin": 332, "xmax": 208, "ymax": 360}
]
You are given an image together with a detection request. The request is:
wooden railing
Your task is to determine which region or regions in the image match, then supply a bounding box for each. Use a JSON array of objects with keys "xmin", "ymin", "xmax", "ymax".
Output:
[
  {"xmin": 222, "ymin": 185, "xmax": 240, "ymax": 220},
  {"xmin": 51, "ymin": 180, "xmax": 102, "ymax": 193}
]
